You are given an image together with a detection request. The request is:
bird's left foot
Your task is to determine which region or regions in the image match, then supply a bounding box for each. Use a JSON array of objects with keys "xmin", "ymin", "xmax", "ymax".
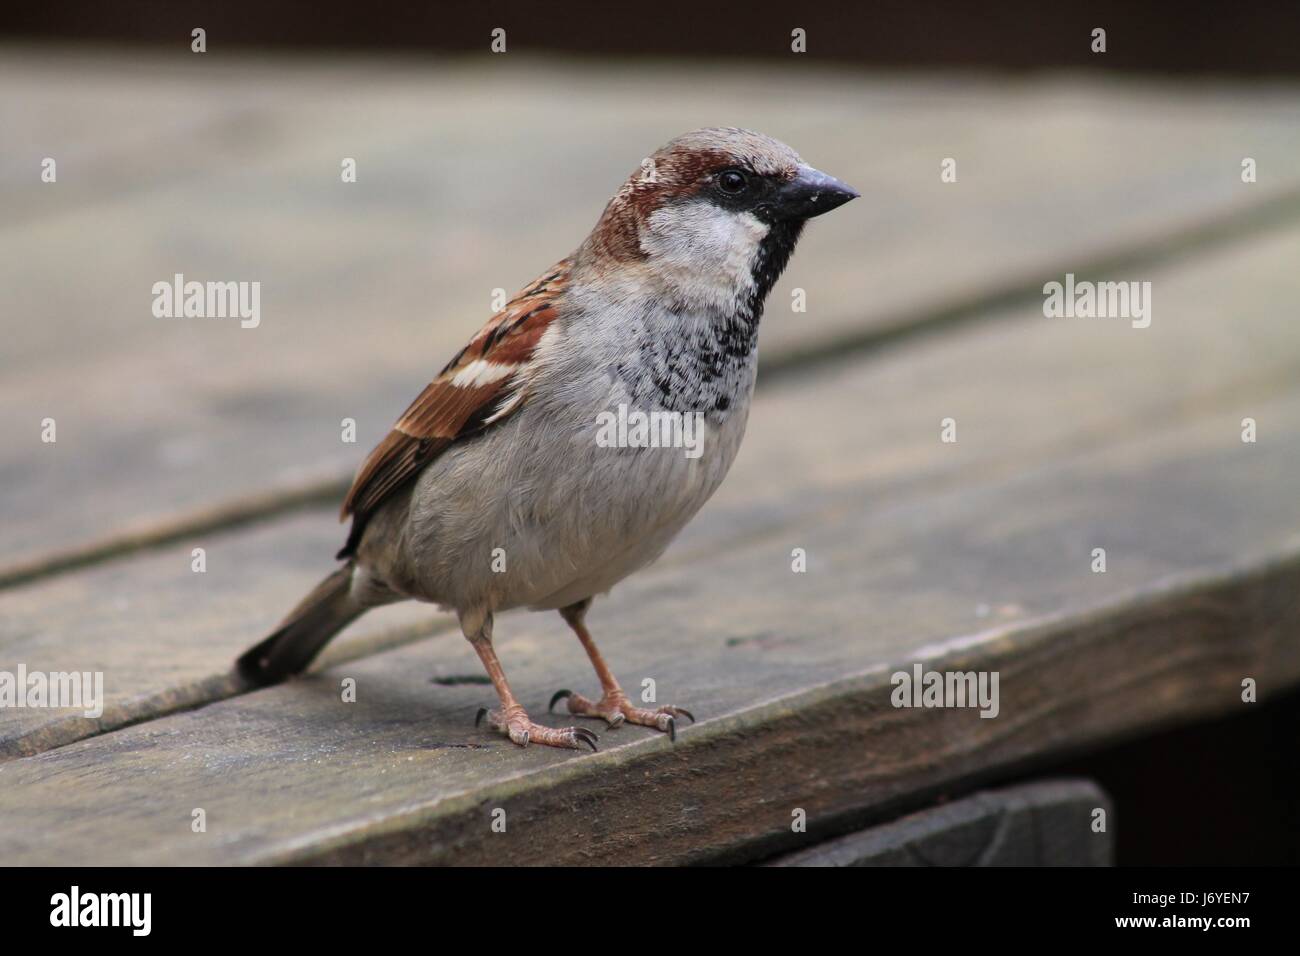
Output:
[
  {"xmin": 474, "ymin": 705, "xmax": 599, "ymax": 751},
  {"xmin": 548, "ymin": 689, "xmax": 694, "ymax": 741}
]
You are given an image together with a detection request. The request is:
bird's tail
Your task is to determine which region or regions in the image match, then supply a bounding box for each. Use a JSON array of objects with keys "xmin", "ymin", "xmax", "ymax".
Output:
[{"xmin": 236, "ymin": 565, "xmax": 364, "ymax": 687}]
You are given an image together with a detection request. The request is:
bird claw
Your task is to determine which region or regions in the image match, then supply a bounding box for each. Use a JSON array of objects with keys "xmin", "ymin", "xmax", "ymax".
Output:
[
  {"xmin": 474, "ymin": 705, "xmax": 599, "ymax": 752},
  {"xmin": 552, "ymin": 690, "xmax": 695, "ymax": 740},
  {"xmin": 650, "ymin": 710, "xmax": 693, "ymax": 741}
]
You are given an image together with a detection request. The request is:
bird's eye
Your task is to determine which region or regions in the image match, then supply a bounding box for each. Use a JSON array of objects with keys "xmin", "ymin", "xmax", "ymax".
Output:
[{"xmin": 717, "ymin": 169, "xmax": 749, "ymax": 195}]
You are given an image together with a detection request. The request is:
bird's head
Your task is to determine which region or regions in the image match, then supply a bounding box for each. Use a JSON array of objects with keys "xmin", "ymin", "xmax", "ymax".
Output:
[{"xmin": 581, "ymin": 127, "xmax": 858, "ymax": 313}]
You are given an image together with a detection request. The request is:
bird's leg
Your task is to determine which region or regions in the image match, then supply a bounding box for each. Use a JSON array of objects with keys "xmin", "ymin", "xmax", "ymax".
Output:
[
  {"xmin": 462, "ymin": 609, "xmax": 597, "ymax": 752},
  {"xmin": 549, "ymin": 600, "xmax": 695, "ymax": 741}
]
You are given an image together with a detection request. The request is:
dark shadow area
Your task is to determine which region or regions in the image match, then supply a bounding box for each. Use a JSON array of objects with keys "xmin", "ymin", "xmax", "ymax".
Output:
[
  {"xmin": 6, "ymin": 0, "xmax": 1300, "ymax": 76},
  {"xmin": 1038, "ymin": 691, "xmax": 1300, "ymax": 865}
]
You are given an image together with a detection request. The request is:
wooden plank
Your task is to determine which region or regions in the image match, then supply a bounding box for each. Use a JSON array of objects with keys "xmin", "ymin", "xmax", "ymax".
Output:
[
  {"xmin": 0, "ymin": 512, "xmax": 445, "ymax": 760},
  {"xmin": 5, "ymin": 219, "xmax": 1300, "ymax": 758},
  {"xmin": 764, "ymin": 779, "xmax": 1114, "ymax": 866},
  {"xmin": 5, "ymin": 49, "xmax": 1300, "ymax": 581},
  {"xmin": 1, "ymin": 379, "xmax": 1297, "ymax": 864}
]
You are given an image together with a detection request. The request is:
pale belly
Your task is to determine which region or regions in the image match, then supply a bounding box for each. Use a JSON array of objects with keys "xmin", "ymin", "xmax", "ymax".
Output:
[{"xmin": 382, "ymin": 396, "xmax": 751, "ymax": 614}]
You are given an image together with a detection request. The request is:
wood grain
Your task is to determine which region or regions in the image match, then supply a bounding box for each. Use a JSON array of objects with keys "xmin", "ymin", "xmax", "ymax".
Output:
[
  {"xmin": 1, "ymin": 345, "xmax": 1298, "ymax": 863},
  {"xmin": 5, "ymin": 50, "xmax": 1300, "ymax": 582},
  {"xmin": 5, "ymin": 220, "xmax": 1300, "ymax": 760},
  {"xmin": 5, "ymin": 51, "xmax": 1300, "ymax": 865}
]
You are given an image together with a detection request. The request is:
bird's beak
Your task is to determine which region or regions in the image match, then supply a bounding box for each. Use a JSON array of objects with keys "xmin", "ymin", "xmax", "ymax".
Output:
[{"xmin": 771, "ymin": 164, "xmax": 860, "ymax": 220}]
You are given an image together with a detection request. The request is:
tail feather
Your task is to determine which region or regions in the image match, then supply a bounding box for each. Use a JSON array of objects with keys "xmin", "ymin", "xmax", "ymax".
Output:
[{"xmin": 236, "ymin": 566, "xmax": 363, "ymax": 687}]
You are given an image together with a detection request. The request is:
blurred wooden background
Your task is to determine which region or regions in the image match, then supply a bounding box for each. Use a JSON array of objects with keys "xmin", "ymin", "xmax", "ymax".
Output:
[{"xmin": 1, "ymin": 45, "xmax": 1299, "ymax": 864}]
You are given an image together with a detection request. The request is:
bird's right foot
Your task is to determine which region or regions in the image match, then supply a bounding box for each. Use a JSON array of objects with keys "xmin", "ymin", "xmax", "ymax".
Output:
[{"xmin": 548, "ymin": 688, "xmax": 694, "ymax": 741}]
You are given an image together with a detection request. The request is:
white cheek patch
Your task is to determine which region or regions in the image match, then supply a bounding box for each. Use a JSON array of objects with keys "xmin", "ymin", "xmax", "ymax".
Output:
[{"xmin": 641, "ymin": 202, "xmax": 768, "ymax": 307}]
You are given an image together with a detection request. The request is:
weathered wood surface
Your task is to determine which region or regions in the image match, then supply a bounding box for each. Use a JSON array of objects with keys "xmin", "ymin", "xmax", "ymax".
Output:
[
  {"xmin": 3, "ymin": 217, "xmax": 1300, "ymax": 862},
  {"xmin": 2, "ymin": 382, "xmax": 1297, "ymax": 863},
  {"xmin": 5, "ymin": 219, "xmax": 1300, "ymax": 760},
  {"xmin": 766, "ymin": 779, "xmax": 1114, "ymax": 866},
  {"xmin": 3, "ymin": 50, "xmax": 1300, "ymax": 866},
  {"xmin": 4, "ymin": 49, "xmax": 1300, "ymax": 584}
]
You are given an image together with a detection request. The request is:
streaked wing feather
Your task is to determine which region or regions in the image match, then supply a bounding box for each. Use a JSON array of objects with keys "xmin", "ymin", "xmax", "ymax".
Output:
[{"xmin": 336, "ymin": 259, "xmax": 571, "ymax": 554}]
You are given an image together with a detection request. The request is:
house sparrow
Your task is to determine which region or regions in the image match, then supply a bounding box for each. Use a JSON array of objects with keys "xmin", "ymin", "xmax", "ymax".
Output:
[{"xmin": 237, "ymin": 128, "xmax": 857, "ymax": 750}]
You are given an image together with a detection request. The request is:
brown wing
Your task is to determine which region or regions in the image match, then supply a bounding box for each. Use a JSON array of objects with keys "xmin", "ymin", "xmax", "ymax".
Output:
[{"xmin": 335, "ymin": 259, "xmax": 571, "ymax": 558}]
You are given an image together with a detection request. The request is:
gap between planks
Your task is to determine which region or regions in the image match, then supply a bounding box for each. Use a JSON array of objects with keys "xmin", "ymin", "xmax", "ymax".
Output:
[
  {"xmin": 5, "ymin": 181, "xmax": 1300, "ymax": 594},
  {"xmin": 6, "ymin": 354, "xmax": 1297, "ymax": 762},
  {"xmin": 3, "ymin": 359, "xmax": 1298, "ymax": 861},
  {"xmin": 6, "ymin": 213, "xmax": 1300, "ymax": 761}
]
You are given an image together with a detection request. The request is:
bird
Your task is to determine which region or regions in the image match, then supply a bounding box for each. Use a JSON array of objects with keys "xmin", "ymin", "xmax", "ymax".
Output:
[{"xmin": 236, "ymin": 128, "xmax": 857, "ymax": 751}]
